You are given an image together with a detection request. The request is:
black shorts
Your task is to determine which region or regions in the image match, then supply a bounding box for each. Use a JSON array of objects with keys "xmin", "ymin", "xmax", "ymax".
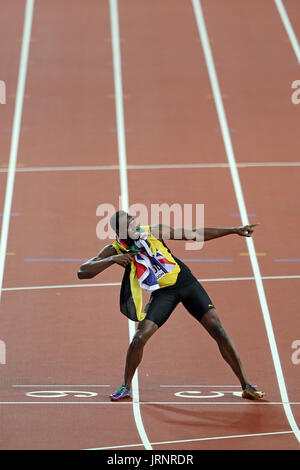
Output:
[{"xmin": 144, "ymin": 279, "xmax": 215, "ymax": 328}]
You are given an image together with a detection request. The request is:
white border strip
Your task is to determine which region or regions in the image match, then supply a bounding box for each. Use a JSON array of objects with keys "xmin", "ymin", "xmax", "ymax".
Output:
[
  {"xmin": 109, "ymin": 0, "xmax": 129, "ymax": 211},
  {"xmin": 274, "ymin": 0, "xmax": 300, "ymax": 64},
  {"xmin": 1, "ymin": 401, "xmax": 299, "ymax": 405},
  {"xmin": 0, "ymin": 0, "xmax": 35, "ymax": 305},
  {"xmin": 86, "ymin": 430, "xmax": 293, "ymax": 450},
  {"xmin": 12, "ymin": 385, "xmax": 110, "ymax": 387},
  {"xmin": 109, "ymin": 0, "xmax": 152, "ymax": 450},
  {"xmin": 1, "ymin": 161, "xmax": 300, "ymax": 173},
  {"xmin": 192, "ymin": 0, "xmax": 300, "ymax": 444},
  {"xmin": 2, "ymin": 274, "xmax": 300, "ymax": 292}
]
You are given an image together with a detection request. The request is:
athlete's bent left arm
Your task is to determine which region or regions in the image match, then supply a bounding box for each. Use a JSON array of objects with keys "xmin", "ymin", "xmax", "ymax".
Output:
[{"xmin": 150, "ymin": 224, "xmax": 258, "ymax": 241}]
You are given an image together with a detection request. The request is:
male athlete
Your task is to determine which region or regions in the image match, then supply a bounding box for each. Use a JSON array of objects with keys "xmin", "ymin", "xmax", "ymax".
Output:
[{"xmin": 77, "ymin": 211, "xmax": 264, "ymax": 401}]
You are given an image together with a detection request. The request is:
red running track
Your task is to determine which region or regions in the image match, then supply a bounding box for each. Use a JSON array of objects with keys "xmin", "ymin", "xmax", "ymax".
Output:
[{"xmin": 0, "ymin": 0, "xmax": 299, "ymax": 450}]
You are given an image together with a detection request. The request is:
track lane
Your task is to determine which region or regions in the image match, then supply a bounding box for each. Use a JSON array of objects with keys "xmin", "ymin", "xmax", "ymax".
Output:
[
  {"xmin": 0, "ymin": 1, "xmax": 26, "ymax": 169},
  {"xmin": 0, "ymin": 0, "xmax": 145, "ymax": 450},
  {"xmin": 238, "ymin": 167, "xmax": 300, "ymax": 277},
  {"xmin": 116, "ymin": 0, "xmax": 299, "ymax": 450},
  {"xmin": 118, "ymin": 0, "xmax": 227, "ymax": 166},
  {"xmin": 3, "ymin": 170, "xmax": 124, "ymax": 288},
  {"xmin": 19, "ymin": 0, "xmax": 118, "ymax": 168},
  {"xmin": 201, "ymin": 0, "xmax": 300, "ymax": 164},
  {"xmin": 198, "ymin": 0, "xmax": 300, "ymax": 445}
]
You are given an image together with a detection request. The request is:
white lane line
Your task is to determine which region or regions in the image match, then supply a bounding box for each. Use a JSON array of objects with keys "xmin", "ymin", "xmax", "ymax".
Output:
[
  {"xmin": 109, "ymin": 0, "xmax": 129, "ymax": 212},
  {"xmin": 86, "ymin": 430, "xmax": 293, "ymax": 450},
  {"xmin": 109, "ymin": 0, "xmax": 152, "ymax": 451},
  {"xmin": 1, "ymin": 161, "xmax": 300, "ymax": 173},
  {"xmin": 2, "ymin": 274, "xmax": 300, "ymax": 293},
  {"xmin": 12, "ymin": 385, "xmax": 110, "ymax": 387},
  {"xmin": 274, "ymin": 0, "xmax": 300, "ymax": 64},
  {"xmin": 192, "ymin": 0, "xmax": 300, "ymax": 444},
  {"xmin": 2, "ymin": 282, "xmax": 121, "ymax": 291},
  {"xmin": 0, "ymin": 0, "xmax": 35, "ymax": 306},
  {"xmin": 160, "ymin": 385, "xmax": 242, "ymax": 388},
  {"xmin": 0, "ymin": 401, "xmax": 299, "ymax": 405}
]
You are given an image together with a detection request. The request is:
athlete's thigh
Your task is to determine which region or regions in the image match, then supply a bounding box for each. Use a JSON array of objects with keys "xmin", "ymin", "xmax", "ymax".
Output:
[
  {"xmin": 180, "ymin": 280, "xmax": 215, "ymax": 323},
  {"xmin": 144, "ymin": 288, "xmax": 180, "ymax": 328}
]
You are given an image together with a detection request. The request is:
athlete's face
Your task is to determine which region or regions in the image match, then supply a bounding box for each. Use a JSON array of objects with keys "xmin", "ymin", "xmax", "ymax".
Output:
[{"xmin": 118, "ymin": 214, "xmax": 140, "ymax": 240}]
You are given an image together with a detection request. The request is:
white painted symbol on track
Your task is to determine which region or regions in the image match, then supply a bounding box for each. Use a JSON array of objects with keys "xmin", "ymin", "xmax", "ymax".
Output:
[
  {"xmin": 25, "ymin": 390, "xmax": 98, "ymax": 398},
  {"xmin": 174, "ymin": 390, "xmax": 242, "ymax": 399}
]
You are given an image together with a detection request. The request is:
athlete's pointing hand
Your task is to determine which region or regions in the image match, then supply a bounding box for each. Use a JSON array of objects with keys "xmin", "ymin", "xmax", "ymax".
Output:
[{"xmin": 235, "ymin": 224, "xmax": 258, "ymax": 237}]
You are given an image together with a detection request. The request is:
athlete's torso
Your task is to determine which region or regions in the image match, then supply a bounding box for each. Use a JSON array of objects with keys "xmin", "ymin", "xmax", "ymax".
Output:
[{"xmin": 160, "ymin": 240, "xmax": 198, "ymax": 289}]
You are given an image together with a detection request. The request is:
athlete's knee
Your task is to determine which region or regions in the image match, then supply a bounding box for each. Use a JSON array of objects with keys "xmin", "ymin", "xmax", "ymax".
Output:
[
  {"xmin": 201, "ymin": 310, "xmax": 228, "ymax": 341},
  {"xmin": 207, "ymin": 322, "xmax": 227, "ymax": 341},
  {"xmin": 214, "ymin": 324, "xmax": 228, "ymax": 341},
  {"xmin": 130, "ymin": 331, "xmax": 149, "ymax": 349}
]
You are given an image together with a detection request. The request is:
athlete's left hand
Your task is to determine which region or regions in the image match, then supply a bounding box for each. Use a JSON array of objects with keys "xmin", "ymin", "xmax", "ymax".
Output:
[{"xmin": 234, "ymin": 224, "xmax": 258, "ymax": 237}]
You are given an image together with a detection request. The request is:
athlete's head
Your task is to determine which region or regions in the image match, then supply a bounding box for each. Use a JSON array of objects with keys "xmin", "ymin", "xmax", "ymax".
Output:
[{"xmin": 110, "ymin": 210, "xmax": 140, "ymax": 240}]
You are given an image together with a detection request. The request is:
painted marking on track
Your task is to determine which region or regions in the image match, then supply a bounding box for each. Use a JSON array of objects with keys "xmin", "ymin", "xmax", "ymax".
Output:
[
  {"xmin": 105, "ymin": 60, "xmax": 127, "ymax": 67},
  {"xmin": 208, "ymin": 93, "xmax": 228, "ymax": 99},
  {"xmin": 180, "ymin": 258, "xmax": 232, "ymax": 262},
  {"xmin": 8, "ymin": 93, "xmax": 31, "ymax": 100},
  {"xmin": 196, "ymin": 35, "xmax": 214, "ymax": 44},
  {"xmin": 174, "ymin": 390, "xmax": 242, "ymax": 399},
  {"xmin": 107, "ymin": 93, "xmax": 129, "ymax": 99},
  {"xmin": 25, "ymin": 390, "xmax": 98, "ymax": 398},
  {"xmin": 0, "ymin": 401, "xmax": 299, "ymax": 405},
  {"xmin": 0, "ymin": 163, "xmax": 24, "ymax": 168},
  {"xmin": 199, "ymin": 59, "xmax": 220, "ymax": 67},
  {"xmin": 109, "ymin": 0, "xmax": 151, "ymax": 451},
  {"xmin": 110, "ymin": 127, "xmax": 132, "ymax": 132},
  {"xmin": 2, "ymin": 274, "xmax": 300, "ymax": 293},
  {"xmin": 275, "ymin": 259, "xmax": 300, "ymax": 262},
  {"xmin": 240, "ymin": 252, "xmax": 266, "ymax": 257},
  {"xmin": 0, "ymin": 213, "xmax": 20, "ymax": 216},
  {"xmin": 86, "ymin": 430, "xmax": 294, "ymax": 450},
  {"xmin": 12, "ymin": 384, "xmax": 110, "ymax": 387},
  {"xmin": 231, "ymin": 212, "xmax": 256, "ymax": 217},
  {"xmin": 104, "ymin": 36, "xmax": 125, "ymax": 43},
  {"xmin": 0, "ymin": 0, "xmax": 34, "ymax": 308},
  {"xmin": 0, "ymin": 162, "xmax": 299, "ymax": 172},
  {"xmin": 24, "ymin": 258, "xmax": 87, "ymax": 262},
  {"xmin": 3, "ymin": 127, "xmax": 29, "ymax": 133},
  {"xmin": 17, "ymin": 36, "xmax": 37, "ymax": 43},
  {"xmin": 215, "ymin": 127, "xmax": 236, "ymax": 133},
  {"xmin": 160, "ymin": 385, "xmax": 243, "ymax": 387},
  {"xmin": 274, "ymin": 0, "xmax": 300, "ymax": 64}
]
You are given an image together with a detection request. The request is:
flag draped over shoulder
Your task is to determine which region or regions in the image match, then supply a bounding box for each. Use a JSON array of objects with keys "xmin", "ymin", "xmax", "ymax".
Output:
[{"xmin": 112, "ymin": 225, "xmax": 181, "ymax": 321}]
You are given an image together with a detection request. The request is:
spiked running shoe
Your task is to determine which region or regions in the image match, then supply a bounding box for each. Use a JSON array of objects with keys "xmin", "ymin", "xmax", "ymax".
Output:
[
  {"xmin": 110, "ymin": 385, "xmax": 131, "ymax": 401},
  {"xmin": 242, "ymin": 384, "xmax": 265, "ymax": 400}
]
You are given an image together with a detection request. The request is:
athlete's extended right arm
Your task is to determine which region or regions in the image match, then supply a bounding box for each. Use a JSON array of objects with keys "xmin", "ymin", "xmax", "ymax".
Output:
[{"xmin": 77, "ymin": 245, "xmax": 135, "ymax": 279}]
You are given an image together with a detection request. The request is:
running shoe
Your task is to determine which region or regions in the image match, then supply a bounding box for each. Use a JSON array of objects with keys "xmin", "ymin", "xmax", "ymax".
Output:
[
  {"xmin": 110, "ymin": 385, "xmax": 131, "ymax": 401},
  {"xmin": 242, "ymin": 384, "xmax": 265, "ymax": 400}
]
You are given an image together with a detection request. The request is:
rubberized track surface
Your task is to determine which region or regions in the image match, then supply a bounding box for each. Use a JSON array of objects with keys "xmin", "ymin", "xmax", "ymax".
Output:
[{"xmin": 0, "ymin": 0, "xmax": 299, "ymax": 450}]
